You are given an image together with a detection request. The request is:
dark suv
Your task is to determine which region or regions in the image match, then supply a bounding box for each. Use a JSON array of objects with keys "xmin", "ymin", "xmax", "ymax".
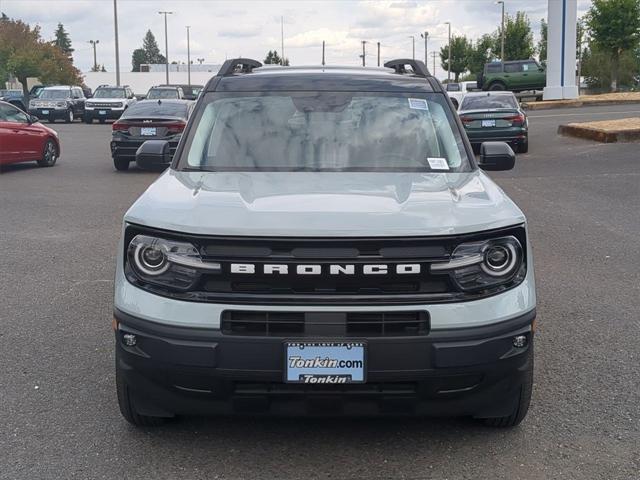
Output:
[
  {"xmin": 28, "ymin": 86, "xmax": 86, "ymax": 123},
  {"xmin": 478, "ymin": 59, "xmax": 546, "ymax": 92},
  {"xmin": 114, "ymin": 58, "xmax": 535, "ymax": 428}
]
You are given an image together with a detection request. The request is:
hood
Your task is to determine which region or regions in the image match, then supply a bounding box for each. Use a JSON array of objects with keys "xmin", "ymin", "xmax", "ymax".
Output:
[{"xmin": 124, "ymin": 170, "xmax": 525, "ymax": 237}]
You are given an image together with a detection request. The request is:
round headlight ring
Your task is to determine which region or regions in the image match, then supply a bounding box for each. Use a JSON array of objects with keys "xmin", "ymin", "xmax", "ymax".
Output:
[
  {"xmin": 481, "ymin": 242, "xmax": 518, "ymax": 277},
  {"xmin": 134, "ymin": 243, "xmax": 169, "ymax": 276}
]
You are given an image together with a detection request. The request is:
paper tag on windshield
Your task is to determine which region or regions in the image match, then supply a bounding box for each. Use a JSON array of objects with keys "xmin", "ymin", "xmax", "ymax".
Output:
[
  {"xmin": 427, "ymin": 157, "xmax": 449, "ymax": 170},
  {"xmin": 408, "ymin": 98, "xmax": 428, "ymax": 110}
]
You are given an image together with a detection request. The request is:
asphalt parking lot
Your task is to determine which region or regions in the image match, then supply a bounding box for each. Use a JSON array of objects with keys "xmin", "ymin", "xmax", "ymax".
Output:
[{"xmin": 1, "ymin": 104, "xmax": 639, "ymax": 479}]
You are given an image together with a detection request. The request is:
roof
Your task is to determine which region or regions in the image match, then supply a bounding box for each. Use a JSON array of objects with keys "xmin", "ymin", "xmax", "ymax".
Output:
[
  {"xmin": 462, "ymin": 91, "xmax": 516, "ymax": 97},
  {"xmin": 215, "ymin": 66, "xmax": 436, "ymax": 93},
  {"xmin": 136, "ymin": 99, "xmax": 193, "ymax": 104},
  {"xmin": 43, "ymin": 85, "xmax": 75, "ymax": 90}
]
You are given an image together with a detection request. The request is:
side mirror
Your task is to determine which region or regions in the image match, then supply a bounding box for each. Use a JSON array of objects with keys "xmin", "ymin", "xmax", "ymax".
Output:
[
  {"xmin": 478, "ymin": 142, "xmax": 516, "ymax": 171},
  {"xmin": 136, "ymin": 140, "xmax": 172, "ymax": 170},
  {"xmin": 28, "ymin": 115, "xmax": 39, "ymax": 124}
]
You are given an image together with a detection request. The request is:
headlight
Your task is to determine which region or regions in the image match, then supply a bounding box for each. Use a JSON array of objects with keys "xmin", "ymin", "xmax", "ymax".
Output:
[
  {"xmin": 431, "ymin": 236, "xmax": 525, "ymax": 292},
  {"xmin": 127, "ymin": 235, "xmax": 220, "ymax": 291}
]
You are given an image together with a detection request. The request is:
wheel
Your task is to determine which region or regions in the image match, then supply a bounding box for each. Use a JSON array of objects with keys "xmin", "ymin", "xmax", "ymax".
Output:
[
  {"xmin": 518, "ymin": 138, "xmax": 529, "ymax": 154},
  {"xmin": 489, "ymin": 81, "xmax": 506, "ymax": 91},
  {"xmin": 113, "ymin": 156, "xmax": 130, "ymax": 171},
  {"xmin": 37, "ymin": 139, "xmax": 58, "ymax": 167},
  {"xmin": 116, "ymin": 360, "xmax": 165, "ymax": 427},
  {"xmin": 482, "ymin": 345, "xmax": 533, "ymax": 428},
  {"xmin": 65, "ymin": 109, "xmax": 74, "ymax": 123},
  {"xmin": 84, "ymin": 115, "xmax": 93, "ymax": 124}
]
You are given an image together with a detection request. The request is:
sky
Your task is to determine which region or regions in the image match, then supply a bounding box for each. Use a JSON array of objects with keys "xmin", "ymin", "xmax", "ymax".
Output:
[{"xmin": 1, "ymin": 0, "xmax": 593, "ymax": 78}]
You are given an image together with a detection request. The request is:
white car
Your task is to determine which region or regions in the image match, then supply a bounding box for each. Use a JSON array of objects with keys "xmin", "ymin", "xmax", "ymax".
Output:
[
  {"xmin": 446, "ymin": 81, "xmax": 478, "ymax": 109},
  {"xmin": 84, "ymin": 85, "xmax": 136, "ymax": 124}
]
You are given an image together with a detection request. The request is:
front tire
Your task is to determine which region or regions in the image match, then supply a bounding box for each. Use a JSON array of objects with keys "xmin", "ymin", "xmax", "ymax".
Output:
[
  {"xmin": 113, "ymin": 156, "xmax": 130, "ymax": 171},
  {"xmin": 65, "ymin": 109, "xmax": 74, "ymax": 123},
  {"xmin": 489, "ymin": 81, "xmax": 506, "ymax": 91},
  {"xmin": 116, "ymin": 360, "xmax": 166, "ymax": 427},
  {"xmin": 37, "ymin": 139, "xmax": 58, "ymax": 167}
]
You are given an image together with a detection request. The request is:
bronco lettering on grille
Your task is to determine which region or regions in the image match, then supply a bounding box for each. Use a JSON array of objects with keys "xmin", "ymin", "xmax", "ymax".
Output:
[{"xmin": 230, "ymin": 263, "xmax": 421, "ymax": 275}]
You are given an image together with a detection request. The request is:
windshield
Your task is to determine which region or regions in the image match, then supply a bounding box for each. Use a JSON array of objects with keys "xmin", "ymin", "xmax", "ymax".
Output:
[
  {"xmin": 461, "ymin": 95, "xmax": 518, "ymax": 110},
  {"xmin": 40, "ymin": 89, "xmax": 70, "ymax": 100},
  {"xmin": 121, "ymin": 101, "xmax": 188, "ymax": 119},
  {"xmin": 94, "ymin": 88, "xmax": 125, "ymax": 98},
  {"xmin": 147, "ymin": 89, "xmax": 179, "ymax": 99},
  {"xmin": 183, "ymin": 92, "xmax": 470, "ymax": 172}
]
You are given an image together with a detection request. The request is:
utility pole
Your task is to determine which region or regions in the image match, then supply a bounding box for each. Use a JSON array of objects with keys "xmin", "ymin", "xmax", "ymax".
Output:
[
  {"xmin": 421, "ymin": 31, "xmax": 428, "ymax": 65},
  {"xmin": 431, "ymin": 51, "xmax": 437, "ymax": 77},
  {"xmin": 88, "ymin": 39, "xmax": 99, "ymax": 71},
  {"xmin": 360, "ymin": 41, "xmax": 367, "ymax": 66},
  {"xmin": 322, "ymin": 41, "xmax": 325, "ymax": 65},
  {"xmin": 496, "ymin": 1, "xmax": 505, "ymax": 60},
  {"xmin": 445, "ymin": 21, "xmax": 451, "ymax": 81},
  {"xmin": 186, "ymin": 26, "xmax": 191, "ymax": 86},
  {"xmin": 281, "ymin": 16, "xmax": 285, "ymax": 65},
  {"xmin": 377, "ymin": 42, "xmax": 380, "ymax": 67},
  {"xmin": 158, "ymin": 11, "xmax": 173, "ymax": 84},
  {"xmin": 113, "ymin": 0, "xmax": 120, "ymax": 85}
]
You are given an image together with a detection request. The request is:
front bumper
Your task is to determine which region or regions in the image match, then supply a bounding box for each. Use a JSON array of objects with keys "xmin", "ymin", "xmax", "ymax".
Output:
[
  {"xmin": 85, "ymin": 108, "xmax": 124, "ymax": 120},
  {"xmin": 115, "ymin": 307, "xmax": 535, "ymax": 417},
  {"xmin": 29, "ymin": 107, "xmax": 68, "ymax": 120}
]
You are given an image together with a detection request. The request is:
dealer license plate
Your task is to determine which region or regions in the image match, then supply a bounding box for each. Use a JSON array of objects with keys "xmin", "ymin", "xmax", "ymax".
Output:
[
  {"xmin": 285, "ymin": 341, "xmax": 366, "ymax": 384},
  {"xmin": 140, "ymin": 127, "xmax": 157, "ymax": 136},
  {"xmin": 99, "ymin": 110, "xmax": 107, "ymax": 115},
  {"xmin": 481, "ymin": 119, "xmax": 496, "ymax": 128},
  {"xmin": 41, "ymin": 110, "xmax": 49, "ymax": 115}
]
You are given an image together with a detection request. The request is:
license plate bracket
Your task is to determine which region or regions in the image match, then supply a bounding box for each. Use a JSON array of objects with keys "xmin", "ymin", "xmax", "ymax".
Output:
[
  {"xmin": 99, "ymin": 110, "xmax": 107, "ymax": 115},
  {"xmin": 41, "ymin": 110, "xmax": 49, "ymax": 115},
  {"xmin": 284, "ymin": 341, "xmax": 366, "ymax": 384},
  {"xmin": 140, "ymin": 127, "xmax": 157, "ymax": 136},
  {"xmin": 481, "ymin": 119, "xmax": 496, "ymax": 128}
]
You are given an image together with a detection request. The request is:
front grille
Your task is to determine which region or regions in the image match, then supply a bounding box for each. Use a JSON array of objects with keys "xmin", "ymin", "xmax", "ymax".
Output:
[
  {"xmin": 124, "ymin": 225, "xmax": 527, "ymax": 305},
  {"xmin": 221, "ymin": 311, "xmax": 429, "ymax": 337},
  {"xmin": 88, "ymin": 102, "xmax": 122, "ymax": 108}
]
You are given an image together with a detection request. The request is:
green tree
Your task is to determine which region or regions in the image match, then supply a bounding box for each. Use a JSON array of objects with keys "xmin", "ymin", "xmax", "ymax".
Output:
[
  {"xmin": 498, "ymin": 12, "xmax": 535, "ymax": 60},
  {"xmin": 581, "ymin": 46, "xmax": 640, "ymax": 90},
  {"xmin": 586, "ymin": 0, "xmax": 640, "ymax": 91},
  {"xmin": 264, "ymin": 50, "xmax": 289, "ymax": 65},
  {"xmin": 131, "ymin": 48, "xmax": 146, "ymax": 71},
  {"xmin": 0, "ymin": 16, "xmax": 81, "ymax": 96},
  {"xmin": 440, "ymin": 35, "xmax": 471, "ymax": 82},
  {"xmin": 142, "ymin": 30, "xmax": 166, "ymax": 64},
  {"xmin": 538, "ymin": 19, "xmax": 547, "ymax": 64},
  {"xmin": 53, "ymin": 22, "xmax": 74, "ymax": 60},
  {"xmin": 467, "ymin": 34, "xmax": 496, "ymax": 75}
]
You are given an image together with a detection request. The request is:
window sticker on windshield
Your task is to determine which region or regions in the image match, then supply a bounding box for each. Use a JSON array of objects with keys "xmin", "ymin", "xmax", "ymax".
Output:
[
  {"xmin": 408, "ymin": 98, "xmax": 429, "ymax": 110},
  {"xmin": 427, "ymin": 157, "xmax": 450, "ymax": 170}
]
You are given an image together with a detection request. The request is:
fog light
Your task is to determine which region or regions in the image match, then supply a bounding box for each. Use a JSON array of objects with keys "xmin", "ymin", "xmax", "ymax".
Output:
[
  {"xmin": 512, "ymin": 335, "xmax": 527, "ymax": 348},
  {"xmin": 123, "ymin": 333, "xmax": 137, "ymax": 347}
]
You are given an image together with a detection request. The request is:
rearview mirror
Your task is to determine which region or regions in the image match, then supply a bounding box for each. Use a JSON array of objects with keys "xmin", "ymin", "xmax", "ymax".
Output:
[
  {"xmin": 478, "ymin": 142, "xmax": 516, "ymax": 171},
  {"xmin": 135, "ymin": 140, "xmax": 172, "ymax": 170},
  {"xmin": 28, "ymin": 115, "xmax": 39, "ymax": 124}
]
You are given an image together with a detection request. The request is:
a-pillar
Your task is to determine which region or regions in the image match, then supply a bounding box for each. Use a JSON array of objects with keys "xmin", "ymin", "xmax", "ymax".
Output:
[{"xmin": 543, "ymin": 0, "xmax": 579, "ymax": 100}]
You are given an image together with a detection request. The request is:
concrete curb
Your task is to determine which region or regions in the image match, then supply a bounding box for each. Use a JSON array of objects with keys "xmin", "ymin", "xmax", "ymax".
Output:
[
  {"xmin": 524, "ymin": 99, "xmax": 640, "ymax": 111},
  {"xmin": 558, "ymin": 124, "xmax": 640, "ymax": 143}
]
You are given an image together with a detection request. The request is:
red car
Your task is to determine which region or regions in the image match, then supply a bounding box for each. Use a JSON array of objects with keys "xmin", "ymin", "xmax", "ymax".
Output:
[{"xmin": 0, "ymin": 100, "xmax": 60, "ymax": 167}]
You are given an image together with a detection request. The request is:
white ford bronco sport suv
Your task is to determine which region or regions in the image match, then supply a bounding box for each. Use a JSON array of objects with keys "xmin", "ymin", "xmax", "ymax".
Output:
[
  {"xmin": 85, "ymin": 85, "xmax": 137, "ymax": 123},
  {"xmin": 114, "ymin": 58, "xmax": 536, "ymax": 427}
]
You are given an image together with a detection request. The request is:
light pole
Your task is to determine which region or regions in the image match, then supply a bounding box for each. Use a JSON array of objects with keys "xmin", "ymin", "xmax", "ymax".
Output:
[
  {"xmin": 360, "ymin": 41, "xmax": 367, "ymax": 67},
  {"xmin": 113, "ymin": 0, "xmax": 120, "ymax": 85},
  {"xmin": 88, "ymin": 39, "xmax": 99, "ymax": 71},
  {"xmin": 186, "ymin": 26, "xmax": 191, "ymax": 86},
  {"xmin": 158, "ymin": 11, "xmax": 173, "ymax": 84},
  {"xmin": 496, "ymin": 1, "xmax": 505, "ymax": 61},
  {"xmin": 444, "ymin": 22, "xmax": 451, "ymax": 82},
  {"xmin": 377, "ymin": 42, "xmax": 380, "ymax": 67},
  {"xmin": 420, "ymin": 31, "xmax": 428, "ymax": 65},
  {"xmin": 431, "ymin": 51, "xmax": 437, "ymax": 77},
  {"xmin": 408, "ymin": 35, "xmax": 415, "ymax": 60}
]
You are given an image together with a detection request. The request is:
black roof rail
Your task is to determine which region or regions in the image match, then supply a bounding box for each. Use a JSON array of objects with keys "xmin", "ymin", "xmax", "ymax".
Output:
[
  {"xmin": 217, "ymin": 58, "xmax": 262, "ymax": 76},
  {"xmin": 384, "ymin": 59, "xmax": 431, "ymax": 77}
]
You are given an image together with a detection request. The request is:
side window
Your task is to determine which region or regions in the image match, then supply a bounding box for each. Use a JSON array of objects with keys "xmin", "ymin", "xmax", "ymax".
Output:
[
  {"xmin": 504, "ymin": 63, "xmax": 521, "ymax": 73},
  {"xmin": 522, "ymin": 62, "xmax": 538, "ymax": 72},
  {"xmin": 0, "ymin": 104, "xmax": 29, "ymax": 123},
  {"xmin": 486, "ymin": 64, "xmax": 502, "ymax": 73},
  {"xmin": 446, "ymin": 83, "xmax": 461, "ymax": 92}
]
